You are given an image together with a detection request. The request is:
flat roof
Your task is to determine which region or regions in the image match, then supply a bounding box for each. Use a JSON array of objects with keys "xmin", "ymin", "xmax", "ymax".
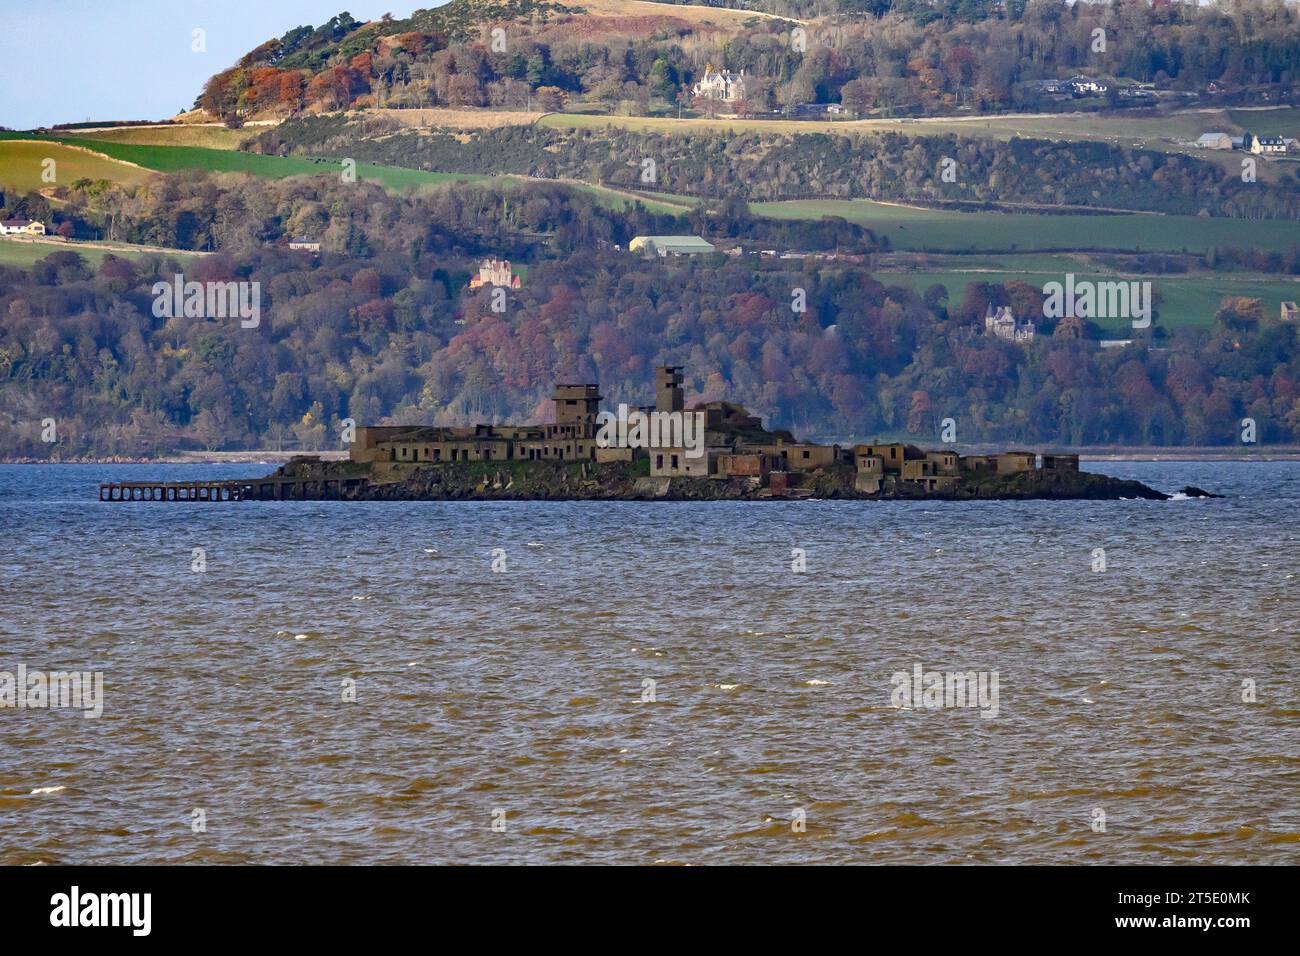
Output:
[{"xmin": 632, "ymin": 235, "xmax": 716, "ymax": 247}]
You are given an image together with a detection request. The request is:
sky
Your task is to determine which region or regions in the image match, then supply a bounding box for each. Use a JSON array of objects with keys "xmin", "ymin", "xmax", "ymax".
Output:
[{"xmin": 0, "ymin": 0, "xmax": 409, "ymax": 129}]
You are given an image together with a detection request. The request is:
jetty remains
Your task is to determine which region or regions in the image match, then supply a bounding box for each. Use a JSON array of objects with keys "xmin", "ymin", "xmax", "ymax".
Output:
[{"xmin": 98, "ymin": 475, "xmax": 369, "ymax": 502}]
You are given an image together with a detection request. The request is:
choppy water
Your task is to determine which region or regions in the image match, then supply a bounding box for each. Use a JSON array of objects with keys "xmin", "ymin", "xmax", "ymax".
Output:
[{"xmin": 1, "ymin": 461, "xmax": 1297, "ymax": 864}]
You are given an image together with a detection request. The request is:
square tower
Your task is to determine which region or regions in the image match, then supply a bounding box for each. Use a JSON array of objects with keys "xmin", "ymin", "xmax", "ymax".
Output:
[
  {"xmin": 550, "ymin": 384, "xmax": 602, "ymax": 439},
  {"xmin": 655, "ymin": 366, "xmax": 683, "ymax": 414}
]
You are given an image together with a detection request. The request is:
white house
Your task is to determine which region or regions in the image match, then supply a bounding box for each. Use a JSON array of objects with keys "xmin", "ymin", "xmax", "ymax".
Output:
[
  {"xmin": 1250, "ymin": 134, "xmax": 1288, "ymax": 155},
  {"xmin": 692, "ymin": 65, "xmax": 746, "ymax": 103},
  {"xmin": 0, "ymin": 218, "xmax": 46, "ymax": 236},
  {"xmin": 1068, "ymin": 75, "xmax": 1108, "ymax": 96}
]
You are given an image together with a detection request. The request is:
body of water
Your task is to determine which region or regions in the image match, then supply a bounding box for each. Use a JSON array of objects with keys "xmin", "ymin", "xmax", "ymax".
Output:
[{"xmin": 1, "ymin": 461, "xmax": 1297, "ymax": 864}]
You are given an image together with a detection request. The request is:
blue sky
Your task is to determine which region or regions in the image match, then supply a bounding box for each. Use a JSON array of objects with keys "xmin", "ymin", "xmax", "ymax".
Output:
[{"xmin": 0, "ymin": 1, "xmax": 409, "ymax": 129}]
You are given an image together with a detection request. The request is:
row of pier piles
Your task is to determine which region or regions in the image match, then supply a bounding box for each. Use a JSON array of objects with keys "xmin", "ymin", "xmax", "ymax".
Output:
[{"xmin": 98, "ymin": 477, "xmax": 369, "ymax": 502}]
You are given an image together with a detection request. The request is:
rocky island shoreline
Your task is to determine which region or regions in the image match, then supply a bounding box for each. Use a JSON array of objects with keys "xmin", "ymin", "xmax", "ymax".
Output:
[{"xmin": 245, "ymin": 454, "xmax": 1180, "ymax": 502}]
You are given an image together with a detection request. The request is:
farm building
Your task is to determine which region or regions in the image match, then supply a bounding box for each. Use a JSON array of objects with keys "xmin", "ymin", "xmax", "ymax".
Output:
[
  {"xmin": 628, "ymin": 236, "xmax": 717, "ymax": 257},
  {"xmin": 1196, "ymin": 132, "xmax": 1233, "ymax": 150}
]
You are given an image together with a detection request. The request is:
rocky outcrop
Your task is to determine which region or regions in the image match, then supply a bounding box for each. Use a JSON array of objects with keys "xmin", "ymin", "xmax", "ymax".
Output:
[{"xmin": 255, "ymin": 457, "xmax": 1178, "ymax": 502}]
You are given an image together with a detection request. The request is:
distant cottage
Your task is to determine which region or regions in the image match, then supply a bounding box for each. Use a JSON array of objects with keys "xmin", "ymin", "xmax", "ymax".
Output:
[
  {"xmin": 1067, "ymin": 75, "xmax": 1108, "ymax": 95},
  {"xmin": 692, "ymin": 64, "xmax": 746, "ymax": 103},
  {"xmin": 1250, "ymin": 134, "xmax": 1288, "ymax": 155},
  {"xmin": 1035, "ymin": 76, "xmax": 1107, "ymax": 98},
  {"xmin": 0, "ymin": 218, "xmax": 46, "ymax": 237},
  {"xmin": 984, "ymin": 305, "xmax": 1035, "ymax": 343},
  {"xmin": 468, "ymin": 258, "xmax": 522, "ymax": 289},
  {"xmin": 1282, "ymin": 301, "xmax": 1299, "ymax": 323},
  {"xmin": 288, "ymin": 236, "xmax": 320, "ymax": 253}
]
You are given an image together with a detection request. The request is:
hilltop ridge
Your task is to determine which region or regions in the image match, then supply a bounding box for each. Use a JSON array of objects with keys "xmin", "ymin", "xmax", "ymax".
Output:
[{"xmin": 191, "ymin": 0, "xmax": 1300, "ymax": 125}]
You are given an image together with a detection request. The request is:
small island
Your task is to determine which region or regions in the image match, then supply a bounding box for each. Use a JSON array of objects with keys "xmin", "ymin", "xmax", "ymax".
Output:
[{"xmin": 99, "ymin": 366, "xmax": 1181, "ymax": 503}]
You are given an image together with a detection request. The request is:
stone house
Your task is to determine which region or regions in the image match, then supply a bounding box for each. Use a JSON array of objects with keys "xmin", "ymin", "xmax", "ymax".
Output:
[
  {"xmin": 693, "ymin": 65, "xmax": 746, "ymax": 103},
  {"xmin": 468, "ymin": 258, "xmax": 521, "ymax": 289},
  {"xmin": 985, "ymin": 305, "xmax": 1036, "ymax": 343}
]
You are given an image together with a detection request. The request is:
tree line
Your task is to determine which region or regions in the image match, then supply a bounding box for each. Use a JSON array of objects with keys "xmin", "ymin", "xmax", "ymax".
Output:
[
  {"xmin": 2, "ymin": 174, "xmax": 1299, "ymax": 458},
  {"xmin": 249, "ymin": 115, "xmax": 1300, "ymax": 219}
]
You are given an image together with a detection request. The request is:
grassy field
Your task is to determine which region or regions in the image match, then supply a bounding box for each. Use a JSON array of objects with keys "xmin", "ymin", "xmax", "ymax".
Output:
[
  {"xmin": 73, "ymin": 125, "xmax": 255, "ymax": 150},
  {"xmin": 1228, "ymin": 107, "xmax": 1300, "ymax": 137},
  {"xmin": 0, "ymin": 132, "xmax": 682, "ymax": 213},
  {"xmin": 52, "ymin": 137, "xmax": 501, "ymax": 188},
  {"xmin": 0, "ymin": 131, "xmax": 497, "ymax": 188},
  {"xmin": 557, "ymin": 178, "xmax": 690, "ymax": 213},
  {"xmin": 755, "ymin": 199, "xmax": 1300, "ymax": 255},
  {"xmin": 0, "ymin": 139, "xmax": 152, "ymax": 192},
  {"xmin": 0, "ymin": 238, "xmax": 199, "ymax": 268},
  {"xmin": 875, "ymin": 260, "xmax": 1300, "ymax": 333}
]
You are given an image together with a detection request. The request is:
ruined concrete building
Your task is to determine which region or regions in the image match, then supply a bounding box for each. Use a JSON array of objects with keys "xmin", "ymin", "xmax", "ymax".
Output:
[{"xmin": 348, "ymin": 366, "xmax": 1076, "ymax": 495}]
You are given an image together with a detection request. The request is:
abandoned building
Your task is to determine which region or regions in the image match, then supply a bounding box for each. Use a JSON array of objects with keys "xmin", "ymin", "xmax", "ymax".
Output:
[{"xmin": 348, "ymin": 367, "xmax": 1079, "ymax": 495}]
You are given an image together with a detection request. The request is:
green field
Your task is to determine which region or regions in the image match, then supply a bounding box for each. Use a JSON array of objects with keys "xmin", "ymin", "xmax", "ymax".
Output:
[
  {"xmin": 559, "ymin": 180, "xmax": 689, "ymax": 213},
  {"xmin": 755, "ymin": 199, "xmax": 1300, "ymax": 255},
  {"xmin": 0, "ymin": 132, "xmax": 682, "ymax": 213},
  {"xmin": 876, "ymin": 260, "xmax": 1300, "ymax": 333},
  {"xmin": 0, "ymin": 238, "xmax": 199, "ymax": 268},
  {"xmin": 0, "ymin": 132, "xmax": 492, "ymax": 190},
  {"xmin": 50, "ymin": 137, "xmax": 497, "ymax": 189},
  {"xmin": 1228, "ymin": 108, "xmax": 1300, "ymax": 137}
]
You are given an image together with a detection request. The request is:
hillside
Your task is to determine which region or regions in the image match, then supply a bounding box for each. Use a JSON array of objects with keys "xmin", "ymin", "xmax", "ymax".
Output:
[
  {"xmin": 5, "ymin": 173, "xmax": 1300, "ymax": 461},
  {"xmin": 193, "ymin": 0, "xmax": 1300, "ymax": 123}
]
